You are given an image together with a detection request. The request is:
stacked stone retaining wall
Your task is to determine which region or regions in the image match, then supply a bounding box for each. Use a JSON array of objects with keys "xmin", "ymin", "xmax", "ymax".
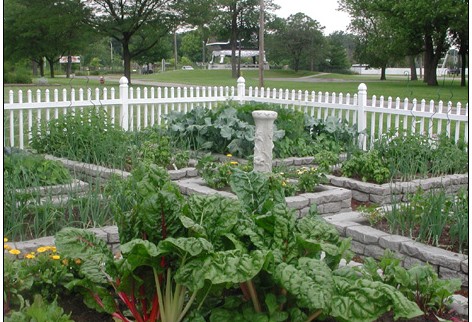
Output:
[{"xmin": 327, "ymin": 173, "xmax": 468, "ymax": 204}]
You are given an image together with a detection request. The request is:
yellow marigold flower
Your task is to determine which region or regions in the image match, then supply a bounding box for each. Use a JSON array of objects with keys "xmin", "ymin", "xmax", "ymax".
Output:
[
  {"xmin": 74, "ymin": 258, "xmax": 82, "ymax": 265},
  {"xmin": 4, "ymin": 244, "xmax": 12, "ymax": 250},
  {"xmin": 51, "ymin": 255, "xmax": 61, "ymax": 260},
  {"xmin": 25, "ymin": 253, "xmax": 35, "ymax": 259},
  {"xmin": 9, "ymin": 249, "xmax": 21, "ymax": 255},
  {"xmin": 37, "ymin": 247, "xmax": 48, "ymax": 253},
  {"xmin": 49, "ymin": 246, "xmax": 57, "ymax": 252},
  {"xmin": 230, "ymin": 161, "xmax": 238, "ymax": 165},
  {"xmin": 4, "ymin": 237, "xmax": 8, "ymax": 243},
  {"xmin": 226, "ymin": 153, "xmax": 232, "ymax": 157}
]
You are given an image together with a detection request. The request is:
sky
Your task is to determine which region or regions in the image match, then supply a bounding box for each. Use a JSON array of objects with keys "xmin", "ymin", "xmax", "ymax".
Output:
[{"xmin": 272, "ymin": 0, "xmax": 352, "ymax": 35}]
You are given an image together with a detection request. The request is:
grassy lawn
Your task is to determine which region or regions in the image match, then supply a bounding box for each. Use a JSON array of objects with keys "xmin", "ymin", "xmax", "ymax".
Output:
[{"xmin": 4, "ymin": 69, "xmax": 468, "ymax": 106}]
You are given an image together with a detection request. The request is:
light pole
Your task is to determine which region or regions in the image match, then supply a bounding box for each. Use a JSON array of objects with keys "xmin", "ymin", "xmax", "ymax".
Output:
[
  {"xmin": 258, "ymin": 0, "xmax": 265, "ymax": 88},
  {"xmin": 110, "ymin": 40, "xmax": 113, "ymax": 71}
]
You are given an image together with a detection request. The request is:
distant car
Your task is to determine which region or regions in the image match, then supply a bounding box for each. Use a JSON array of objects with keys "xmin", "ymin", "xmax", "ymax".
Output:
[{"xmin": 181, "ymin": 66, "xmax": 194, "ymax": 70}]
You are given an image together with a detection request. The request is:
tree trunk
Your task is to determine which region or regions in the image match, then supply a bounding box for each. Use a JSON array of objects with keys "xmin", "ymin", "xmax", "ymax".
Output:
[
  {"xmin": 380, "ymin": 66, "xmax": 386, "ymax": 80},
  {"xmin": 230, "ymin": 3, "xmax": 238, "ymax": 78},
  {"xmin": 459, "ymin": 35, "xmax": 467, "ymax": 87},
  {"xmin": 66, "ymin": 55, "xmax": 72, "ymax": 78},
  {"xmin": 122, "ymin": 39, "xmax": 132, "ymax": 84},
  {"xmin": 32, "ymin": 60, "xmax": 38, "ymax": 76},
  {"xmin": 46, "ymin": 57, "xmax": 55, "ymax": 78},
  {"xmin": 423, "ymin": 33, "xmax": 447, "ymax": 86},
  {"xmin": 408, "ymin": 56, "xmax": 418, "ymax": 81},
  {"xmin": 460, "ymin": 50, "xmax": 466, "ymax": 87},
  {"xmin": 39, "ymin": 57, "xmax": 45, "ymax": 77},
  {"xmin": 174, "ymin": 30, "xmax": 178, "ymax": 70}
]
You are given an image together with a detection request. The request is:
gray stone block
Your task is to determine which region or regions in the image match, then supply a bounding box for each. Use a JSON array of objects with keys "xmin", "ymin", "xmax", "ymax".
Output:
[
  {"xmin": 449, "ymin": 295, "xmax": 469, "ymax": 316},
  {"xmin": 293, "ymin": 158, "xmax": 303, "ymax": 165},
  {"xmin": 103, "ymin": 226, "xmax": 120, "ymax": 243},
  {"xmin": 168, "ymin": 170, "xmax": 186, "ymax": 180},
  {"xmin": 328, "ymin": 221, "xmax": 362, "ymax": 236},
  {"xmin": 369, "ymin": 194, "xmax": 392, "ymax": 205},
  {"xmin": 352, "ymin": 190, "xmax": 370, "ymax": 202},
  {"xmin": 364, "ymin": 244, "xmax": 387, "ymax": 260},
  {"xmin": 323, "ymin": 211, "xmax": 365, "ymax": 223},
  {"xmin": 286, "ymin": 196, "xmax": 309, "ymax": 210},
  {"xmin": 185, "ymin": 168, "xmax": 199, "ymax": 177},
  {"xmin": 350, "ymin": 240, "xmax": 365, "ymax": 255},
  {"xmin": 400, "ymin": 241, "xmax": 465, "ymax": 271},
  {"xmin": 461, "ymin": 260, "xmax": 468, "ymax": 274},
  {"xmin": 301, "ymin": 156, "xmax": 314, "ymax": 165},
  {"xmin": 87, "ymin": 228, "xmax": 108, "ymax": 241},
  {"xmin": 345, "ymin": 225, "xmax": 390, "ymax": 244},
  {"xmin": 402, "ymin": 256, "xmax": 427, "ymax": 270},
  {"xmin": 318, "ymin": 202, "xmax": 342, "ymax": 214},
  {"xmin": 439, "ymin": 266, "xmax": 469, "ymax": 287},
  {"xmin": 378, "ymin": 234, "xmax": 412, "ymax": 252},
  {"xmin": 341, "ymin": 199, "xmax": 352, "ymax": 210}
]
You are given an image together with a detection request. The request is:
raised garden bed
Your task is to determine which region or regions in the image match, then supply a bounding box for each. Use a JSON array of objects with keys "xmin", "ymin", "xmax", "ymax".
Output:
[
  {"xmin": 324, "ymin": 212, "xmax": 469, "ymax": 288},
  {"xmin": 175, "ymin": 177, "xmax": 352, "ymax": 216},
  {"xmin": 327, "ymin": 173, "xmax": 468, "ymax": 204},
  {"xmin": 45, "ymin": 154, "xmax": 199, "ymax": 181},
  {"xmin": 15, "ymin": 179, "xmax": 91, "ymax": 207}
]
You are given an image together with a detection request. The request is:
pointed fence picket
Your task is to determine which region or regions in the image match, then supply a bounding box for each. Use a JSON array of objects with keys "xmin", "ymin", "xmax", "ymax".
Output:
[{"xmin": 4, "ymin": 76, "xmax": 468, "ymax": 150}]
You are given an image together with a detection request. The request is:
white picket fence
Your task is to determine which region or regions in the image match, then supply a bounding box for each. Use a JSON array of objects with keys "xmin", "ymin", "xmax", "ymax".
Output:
[{"xmin": 4, "ymin": 76, "xmax": 468, "ymax": 150}]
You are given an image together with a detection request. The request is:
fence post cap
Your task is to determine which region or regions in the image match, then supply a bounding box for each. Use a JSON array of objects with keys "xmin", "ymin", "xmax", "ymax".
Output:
[
  {"xmin": 358, "ymin": 83, "xmax": 367, "ymax": 91},
  {"xmin": 119, "ymin": 76, "xmax": 129, "ymax": 85},
  {"xmin": 237, "ymin": 76, "xmax": 245, "ymax": 83}
]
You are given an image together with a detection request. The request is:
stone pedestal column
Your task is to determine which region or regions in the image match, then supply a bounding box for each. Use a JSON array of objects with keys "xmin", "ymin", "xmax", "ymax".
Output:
[{"xmin": 252, "ymin": 110, "xmax": 278, "ymax": 172}]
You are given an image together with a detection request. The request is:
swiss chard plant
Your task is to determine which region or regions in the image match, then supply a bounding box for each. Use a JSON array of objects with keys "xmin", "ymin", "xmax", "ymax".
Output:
[
  {"xmin": 55, "ymin": 164, "xmax": 424, "ymax": 322},
  {"xmin": 350, "ymin": 250, "xmax": 462, "ymax": 318}
]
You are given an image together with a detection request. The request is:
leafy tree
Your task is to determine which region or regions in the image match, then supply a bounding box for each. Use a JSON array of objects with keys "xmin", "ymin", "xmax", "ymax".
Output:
[
  {"xmin": 208, "ymin": 0, "xmax": 278, "ymax": 78},
  {"xmin": 449, "ymin": 0, "xmax": 468, "ymax": 87},
  {"xmin": 4, "ymin": 0, "xmax": 90, "ymax": 78},
  {"xmin": 269, "ymin": 13, "xmax": 324, "ymax": 72},
  {"xmin": 339, "ymin": 0, "xmax": 404, "ymax": 80},
  {"xmin": 340, "ymin": 0, "xmax": 464, "ymax": 85},
  {"xmin": 180, "ymin": 31, "xmax": 205, "ymax": 63},
  {"xmin": 83, "ymin": 0, "xmax": 178, "ymax": 83},
  {"xmin": 323, "ymin": 34, "xmax": 351, "ymax": 72}
]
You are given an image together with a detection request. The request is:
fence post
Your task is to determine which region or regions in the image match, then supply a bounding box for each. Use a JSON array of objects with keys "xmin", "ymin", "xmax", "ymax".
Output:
[
  {"xmin": 237, "ymin": 76, "xmax": 246, "ymax": 103},
  {"xmin": 357, "ymin": 83, "xmax": 367, "ymax": 150},
  {"xmin": 119, "ymin": 76, "xmax": 129, "ymax": 131}
]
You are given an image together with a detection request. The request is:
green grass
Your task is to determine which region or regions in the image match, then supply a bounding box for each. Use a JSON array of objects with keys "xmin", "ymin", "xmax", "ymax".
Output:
[
  {"xmin": 5, "ymin": 69, "xmax": 468, "ymax": 106},
  {"xmin": 136, "ymin": 69, "xmax": 468, "ymax": 105}
]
